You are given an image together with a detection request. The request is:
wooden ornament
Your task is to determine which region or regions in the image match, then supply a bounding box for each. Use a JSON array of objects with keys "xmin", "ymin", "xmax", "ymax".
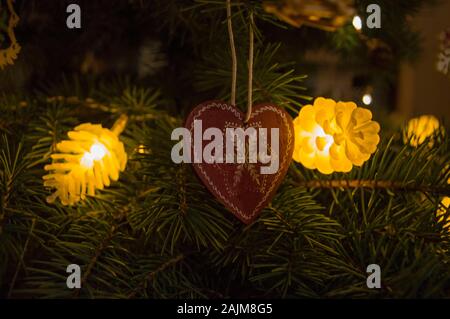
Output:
[
  {"xmin": 0, "ymin": 0, "xmax": 21, "ymax": 69},
  {"xmin": 184, "ymin": 101, "xmax": 294, "ymax": 224},
  {"xmin": 263, "ymin": 0, "xmax": 355, "ymax": 32}
]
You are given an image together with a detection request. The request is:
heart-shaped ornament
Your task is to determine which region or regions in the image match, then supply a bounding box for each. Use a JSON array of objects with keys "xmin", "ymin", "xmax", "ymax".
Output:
[{"xmin": 185, "ymin": 100, "xmax": 294, "ymax": 224}]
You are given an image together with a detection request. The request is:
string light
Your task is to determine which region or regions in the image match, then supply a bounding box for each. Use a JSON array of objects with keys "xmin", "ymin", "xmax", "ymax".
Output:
[
  {"xmin": 404, "ymin": 115, "xmax": 443, "ymax": 147},
  {"xmin": 362, "ymin": 93, "xmax": 372, "ymax": 106},
  {"xmin": 80, "ymin": 142, "xmax": 108, "ymax": 168},
  {"xmin": 293, "ymin": 97, "xmax": 380, "ymax": 174},
  {"xmin": 43, "ymin": 115, "xmax": 128, "ymax": 205},
  {"xmin": 137, "ymin": 144, "xmax": 147, "ymax": 154},
  {"xmin": 352, "ymin": 15, "xmax": 362, "ymax": 31}
]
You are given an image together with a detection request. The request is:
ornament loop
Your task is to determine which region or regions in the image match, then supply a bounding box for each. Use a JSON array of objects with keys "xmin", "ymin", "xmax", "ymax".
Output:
[
  {"xmin": 226, "ymin": 0, "xmax": 237, "ymax": 106},
  {"xmin": 244, "ymin": 11, "xmax": 254, "ymax": 123}
]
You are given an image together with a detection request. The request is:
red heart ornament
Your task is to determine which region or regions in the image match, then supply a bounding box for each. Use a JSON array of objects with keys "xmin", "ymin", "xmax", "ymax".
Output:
[{"xmin": 185, "ymin": 100, "xmax": 294, "ymax": 224}]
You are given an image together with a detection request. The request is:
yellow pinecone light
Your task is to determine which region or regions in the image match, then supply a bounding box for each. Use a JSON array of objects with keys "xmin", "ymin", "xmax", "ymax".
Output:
[
  {"xmin": 293, "ymin": 97, "xmax": 380, "ymax": 174},
  {"xmin": 43, "ymin": 115, "xmax": 128, "ymax": 205},
  {"xmin": 404, "ymin": 115, "xmax": 442, "ymax": 147},
  {"xmin": 437, "ymin": 178, "xmax": 450, "ymax": 231},
  {"xmin": 438, "ymin": 197, "xmax": 450, "ymax": 230}
]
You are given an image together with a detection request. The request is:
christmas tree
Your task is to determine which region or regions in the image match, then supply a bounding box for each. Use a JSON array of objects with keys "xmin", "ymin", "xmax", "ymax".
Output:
[{"xmin": 1, "ymin": 0, "xmax": 450, "ymax": 299}]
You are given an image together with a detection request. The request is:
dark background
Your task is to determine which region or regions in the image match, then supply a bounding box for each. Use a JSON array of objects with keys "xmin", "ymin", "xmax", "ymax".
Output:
[{"xmin": 1, "ymin": 0, "xmax": 449, "ymax": 120}]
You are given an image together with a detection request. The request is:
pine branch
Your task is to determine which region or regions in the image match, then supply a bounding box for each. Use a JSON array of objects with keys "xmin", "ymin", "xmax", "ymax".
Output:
[
  {"xmin": 127, "ymin": 253, "xmax": 185, "ymax": 299},
  {"xmin": 0, "ymin": 137, "xmax": 28, "ymax": 232},
  {"xmin": 195, "ymin": 42, "xmax": 310, "ymax": 112},
  {"xmin": 294, "ymin": 179, "xmax": 450, "ymax": 196},
  {"xmin": 7, "ymin": 218, "xmax": 36, "ymax": 298},
  {"xmin": 71, "ymin": 224, "xmax": 117, "ymax": 299}
]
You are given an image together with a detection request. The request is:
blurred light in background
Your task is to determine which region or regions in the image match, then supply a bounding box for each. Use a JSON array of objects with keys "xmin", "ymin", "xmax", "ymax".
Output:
[
  {"xmin": 352, "ymin": 16, "xmax": 362, "ymax": 31},
  {"xmin": 362, "ymin": 93, "xmax": 373, "ymax": 105}
]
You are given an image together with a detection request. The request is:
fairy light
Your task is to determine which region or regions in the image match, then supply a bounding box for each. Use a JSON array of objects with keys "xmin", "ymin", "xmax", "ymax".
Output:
[
  {"xmin": 362, "ymin": 93, "xmax": 373, "ymax": 106},
  {"xmin": 312, "ymin": 126, "xmax": 334, "ymax": 153},
  {"xmin": 43, "ymin": 115, "xmax": 128, "ymax": 205},
  {"xmin": 352, "ymin": 16, "xmax": 362, "ymax": 31},
  {"xmin": 90, "ymin": 142, "xmax": 107, "ymax": 160},
  {"xmin": 293, "ymin": 97, "xmax": 380, "ymax": 174},
  {"xmin": 80, "ymin": 142, "xmax": 108, "ymax": 169},
  {"xmin": 137, "ymin": 144, "xmax": 146, "ymax": 154}
]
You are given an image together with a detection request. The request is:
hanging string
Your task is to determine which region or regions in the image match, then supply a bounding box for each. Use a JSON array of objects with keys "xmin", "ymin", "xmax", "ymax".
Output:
[
  {"xmin": 226, "ymin": 0, "xmax": 237, "ymax": 106},
  {"xmin": 244, "ymin": 11, "xmax": 254, "ymax": 123},
  {"xmin": 226, "ymin": 1, "xmax": 254, "ymax": 122}
]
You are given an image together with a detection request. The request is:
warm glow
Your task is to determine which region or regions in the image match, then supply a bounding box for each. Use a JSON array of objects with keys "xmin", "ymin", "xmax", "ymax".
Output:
[
  {"xmin": 312, "ymin": 126, "xmax": 334, "ymax": 153},
  {"xmin": 44, "ymin": 117, "xmax": 128, "ymax": 206},
  {"xmin": 137, "ymin": 144, "xmax": 146, "ymax": 154},
  {"xmin": 352, "ymin": 16, "xmax": 362, "ymax": 31},
  {"xmin": 437, "ymin": 178, "xmax": 450, "ymax": 231},
  {"xmin": 438, "ymin": 196, "xmax": 450, "ymax": 229},
  {"xmin": 80, "ymin": 142, "xmax": 107, "ymax": 168},
  {"xmin": 293, "ymin": 97, "xmax": 380, "ymax": 175},
  {"xmin": 80, "ymin": 152, "xmax": 94, "ymax": 168},
  {"xmin": 362, "ymin": 93, "xmax": 372, "ymax": 105},
  {"xmin": 90, "ymin": 142, "xmax": 107, "ymax": 160},
  {"xmin": 404, "ymin": 115, "xmax": 442, "ymax": 147}
]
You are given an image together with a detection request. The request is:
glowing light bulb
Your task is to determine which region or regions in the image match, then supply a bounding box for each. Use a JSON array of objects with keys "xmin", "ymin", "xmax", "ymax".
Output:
[
  {"xmin": 80, "ymin": 142, "xmax": 107, "ymax": 168},
  {"xmin": 44, "ymin": 116, "xmax": 128, "ymax": 206},
  {"xmin": 362, "ymin": 93, "xmax": 372, "ymax": 106},
  {"xmin": 90, "ymin": 142, "xmax": 107, "ymax": 160},
  {"xmin": 80, "ymin": 152, "xmax": 94, "ymax": 168},
  {"xmin": 312, "ymin": 126, "xmax": 334, "ymax": 153},
  {"xmin": 352, "ymin": 16, "xmax": 362, "ymax": 31},
  {"xmin": 137, "ymin": 144, "xmax": 146, "ymax": 154}
]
